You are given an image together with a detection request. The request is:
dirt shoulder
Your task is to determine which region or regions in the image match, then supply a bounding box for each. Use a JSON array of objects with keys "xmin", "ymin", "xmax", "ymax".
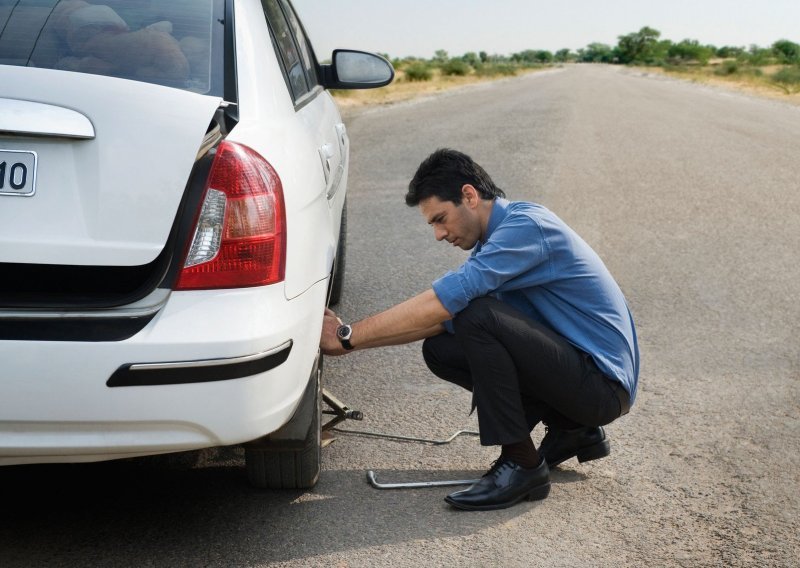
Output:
[{"xmin": 623, "ymin": 65, "xmax": 800, "ymax": 107}]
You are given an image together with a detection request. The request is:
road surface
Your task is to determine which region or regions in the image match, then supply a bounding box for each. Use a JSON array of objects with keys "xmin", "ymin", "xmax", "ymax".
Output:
[{"xmin": 2, "ymin": 65, "xmax": 798, "ymax": 567}]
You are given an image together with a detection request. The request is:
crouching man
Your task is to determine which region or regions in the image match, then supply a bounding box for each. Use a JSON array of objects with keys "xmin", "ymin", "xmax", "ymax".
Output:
[{"xmin": 320, "ymin": 149, "xmax": 639, "ymax": 511}]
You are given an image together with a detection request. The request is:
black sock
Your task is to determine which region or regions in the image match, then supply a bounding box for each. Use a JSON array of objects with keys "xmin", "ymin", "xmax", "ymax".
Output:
[{"xmin": 501, "ymin": 437, "xmax": 540, "ymax": 469}]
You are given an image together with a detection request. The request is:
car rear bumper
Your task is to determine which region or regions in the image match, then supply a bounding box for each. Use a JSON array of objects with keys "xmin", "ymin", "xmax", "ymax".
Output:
[{"xmin": 0, "ymin": 280, "xmax": 326, "ymax": 465}]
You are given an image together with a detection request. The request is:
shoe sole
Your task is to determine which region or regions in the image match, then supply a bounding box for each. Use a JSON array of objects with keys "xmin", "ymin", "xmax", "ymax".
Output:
[
  {"xmin": 444, "ymin": 482, "xmax": 551, "ymax": 511},
  {"xmin": 548, "ymin": 439, "xmax": 610, "ymax": 468}
]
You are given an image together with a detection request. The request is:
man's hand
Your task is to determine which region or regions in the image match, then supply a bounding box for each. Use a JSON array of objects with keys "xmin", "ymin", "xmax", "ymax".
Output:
[{"xmin": 320, "ymin": 308, "xmax": 347, "ymax": 356}]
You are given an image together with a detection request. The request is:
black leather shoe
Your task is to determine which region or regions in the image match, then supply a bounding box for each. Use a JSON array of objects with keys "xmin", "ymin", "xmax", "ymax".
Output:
[
  {"xmin": 445, "ymin": 457, "xmax": 550, "ymax": 511},
  {"xmin": 539, "ymin": 425, "xmax": 610, "ymax": 467}
]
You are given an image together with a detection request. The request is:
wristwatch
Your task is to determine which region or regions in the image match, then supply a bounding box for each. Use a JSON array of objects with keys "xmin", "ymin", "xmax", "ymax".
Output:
[{"xmin": 336, "ymin": 324, "xmax": 355, "ymax": 350}]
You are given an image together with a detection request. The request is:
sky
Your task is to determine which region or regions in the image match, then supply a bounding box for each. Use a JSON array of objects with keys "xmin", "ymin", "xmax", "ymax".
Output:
[{"xmin": 292, "ymin": 0, "xmax": 800, "ymax": 60}]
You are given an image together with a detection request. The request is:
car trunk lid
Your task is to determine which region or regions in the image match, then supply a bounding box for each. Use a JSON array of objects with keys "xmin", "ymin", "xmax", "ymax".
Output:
[{"xmin": 0, "ymin": 66, "xmax": 222, "ymax": 267}]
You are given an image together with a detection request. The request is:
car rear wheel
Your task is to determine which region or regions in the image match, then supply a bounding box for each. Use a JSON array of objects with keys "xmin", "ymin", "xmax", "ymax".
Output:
[{"xmin": 245, "ymin": 359, "xmax": 322, "ymax": 489}]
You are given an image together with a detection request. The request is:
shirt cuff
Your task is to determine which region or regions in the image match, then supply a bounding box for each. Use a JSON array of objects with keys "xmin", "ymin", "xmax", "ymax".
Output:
[{"xmin": 432, "ymin": 271, "xmax": 470, "ymax": 316}]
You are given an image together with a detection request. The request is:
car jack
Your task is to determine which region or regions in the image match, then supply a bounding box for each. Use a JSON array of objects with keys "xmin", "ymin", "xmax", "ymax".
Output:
[
  {"xmin": 321, "ymin": 389, "xmax": 363, "ymax": 447},
  {"xmin": 322, "ymin": 389, "xmax": 363, "ymax": 429}
]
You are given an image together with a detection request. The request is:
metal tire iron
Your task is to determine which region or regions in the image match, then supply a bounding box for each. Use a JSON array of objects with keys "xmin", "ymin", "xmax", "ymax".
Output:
[
  {"xmin": 366, "ymin": 470, "xmax": 481, "ymax": 490},
  {"xmin": 321, "ymin": 391, "xmax": 480, "ymax": 489},
  {"xmin": 359, "ymin": 428, "xmax": 481, "ymax": 489}
]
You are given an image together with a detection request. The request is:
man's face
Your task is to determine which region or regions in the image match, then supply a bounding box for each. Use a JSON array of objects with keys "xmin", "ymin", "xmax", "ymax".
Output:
[{"xmin": 419, "ymin": 194, "xmax": 482, "ymax": 250}]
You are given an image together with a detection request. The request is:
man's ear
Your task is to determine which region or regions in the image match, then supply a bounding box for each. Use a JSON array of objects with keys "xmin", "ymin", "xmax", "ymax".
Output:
[{"xmin": 461, "ymin": 184, "xmax": 479, "ymax": 208}]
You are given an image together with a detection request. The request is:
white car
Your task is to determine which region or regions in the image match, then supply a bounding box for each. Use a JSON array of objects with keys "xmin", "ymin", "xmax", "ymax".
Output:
[{"xmin": 0, "ymin": 0, "xmax": 392, "ymax": 488}]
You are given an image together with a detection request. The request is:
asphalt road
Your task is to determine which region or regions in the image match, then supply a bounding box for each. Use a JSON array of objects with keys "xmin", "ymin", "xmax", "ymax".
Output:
[{"xmin": 2, "ymin": 65, "xmax": 798, "ymax": 567}]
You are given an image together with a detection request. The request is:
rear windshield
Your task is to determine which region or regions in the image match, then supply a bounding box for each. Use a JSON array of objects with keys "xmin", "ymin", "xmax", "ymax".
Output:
[{"xmin": 0, "ymin": 0, "xmax": 225, "ymax": 95}]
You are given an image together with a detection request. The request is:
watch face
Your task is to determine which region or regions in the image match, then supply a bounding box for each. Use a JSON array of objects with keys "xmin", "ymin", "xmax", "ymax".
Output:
[{"xmin": 337, "ymin": 325, "xmax": 352, "ymax": 340}]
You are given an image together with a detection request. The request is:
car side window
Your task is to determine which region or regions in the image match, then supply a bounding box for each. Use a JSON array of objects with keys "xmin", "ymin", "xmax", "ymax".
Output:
[
  {"xmin": 261, "ymin": 0, "xmax": 308, "ymax": 100},
  {"xmin": 278, "ymin": 0, "xmax": 319, "ymax": 88}
]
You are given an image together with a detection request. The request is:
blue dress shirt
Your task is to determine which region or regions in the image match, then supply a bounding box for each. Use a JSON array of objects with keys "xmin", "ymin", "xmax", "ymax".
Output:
[{"xmin": 432, "ymin": 198, "xmax": 639, "ymax": 402}]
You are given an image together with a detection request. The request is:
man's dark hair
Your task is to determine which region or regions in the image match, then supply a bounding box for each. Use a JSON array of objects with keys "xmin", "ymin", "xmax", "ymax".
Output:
[{"xmin": 405, "ymin": 148, "xmax": 506, "ymax": 206}]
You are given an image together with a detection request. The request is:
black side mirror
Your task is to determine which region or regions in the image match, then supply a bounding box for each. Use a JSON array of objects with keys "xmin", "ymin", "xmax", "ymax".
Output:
[{"xmin": 321, "ymin": 50, "xmax": 395, "ymax": 89}]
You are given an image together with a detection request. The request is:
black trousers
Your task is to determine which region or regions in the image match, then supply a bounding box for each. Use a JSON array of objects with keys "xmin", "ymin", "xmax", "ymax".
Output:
[{"xmin": 422, "ymin": 297, "xmax": 629, "ymax": 446}]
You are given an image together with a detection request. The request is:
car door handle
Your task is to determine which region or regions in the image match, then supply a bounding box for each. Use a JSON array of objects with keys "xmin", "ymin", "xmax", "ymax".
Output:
[
  {"xmin": 323, "ymin": 123, "xmax": 348, "ymax": 201},
  {"xmin": 335, "ymin": 123, "xmax": 348, "ymax": 162},
  {"xmin": 318, "ymin": 144, "xmax": 334, "ymax": 185}
]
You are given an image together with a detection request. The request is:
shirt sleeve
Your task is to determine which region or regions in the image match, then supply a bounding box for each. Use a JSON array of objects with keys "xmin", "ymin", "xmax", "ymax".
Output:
[{"xmin": 432, "ymin": 212, "xmax": 551, "ymax": 316}]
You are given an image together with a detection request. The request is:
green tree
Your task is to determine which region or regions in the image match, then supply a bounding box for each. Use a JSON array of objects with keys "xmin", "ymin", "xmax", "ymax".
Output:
[
  {"xmin": 511, "ymin": 50, "xmax": 538, "ymax": 63},
  {"xmin": 772, "ymin": 39, "xmax": 800, "ymax": 64},
  {"xmin": 616, "ymin": 26, "xmax": 664, "ymax": 64},
  {"xmin": 511, "ymin": 50, "xmax": 553, "ymax": 64},
  {"xmin": 717, "ymin": 45, "xmax": 745, "ymax": 58},
  {"xmin": 554, "ymin": 48, "xmax": 573, "ymax": 62},
  {"xmin": 668, "ymin": 39, "xmax": 714, "ymax": 65},
  {"xmin": 433, "ymin": 49, "xmax": 449, "ymax": 65},
  {"xmin": 461, "ymin": 52, "xmax": 480, "ymax": 67},
  {"xmin": 579, "ymin": 43, "xmax": 614, "ymax": 63}
]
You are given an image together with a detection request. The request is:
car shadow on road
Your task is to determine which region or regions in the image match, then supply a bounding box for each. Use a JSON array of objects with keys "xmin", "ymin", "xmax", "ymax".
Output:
[{"xmin": 0, "ymin": 454, "xmax": 584, "ymax": 566}]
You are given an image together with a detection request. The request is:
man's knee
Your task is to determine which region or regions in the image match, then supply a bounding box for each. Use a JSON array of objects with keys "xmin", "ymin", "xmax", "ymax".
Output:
[
  {"xmin": 421, "ymin": 333, "xmax": 473, "ymax": 391},
  {"xmin": 422, "ymin": 333, "xmax": 457, "ymax": 372},
  {"xmin": 452, "ymin": 296, "xmax": 500, "ymax": 333},
  {"xmin": 421, "ymin": 335, "xmax": 439, "ymax": 368}
]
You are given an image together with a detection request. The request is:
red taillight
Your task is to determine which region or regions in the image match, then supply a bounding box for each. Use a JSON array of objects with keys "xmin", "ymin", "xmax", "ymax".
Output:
[{"xmin": 175, "ymin": 141, "xmax": 286, "ymax": 290}]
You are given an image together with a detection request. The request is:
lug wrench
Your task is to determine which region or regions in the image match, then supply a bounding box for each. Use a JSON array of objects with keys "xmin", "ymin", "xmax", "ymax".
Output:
[
  {"xmin": 333, "ymin": 427, "xmax": 479, "ymax": 445},
  {"xmin": 339, "ymin": 428, "xmax": 481, "ymax": 490},
  {"xmin": 367, "ymin": 470, "xmax": 480, "ymax": 490}
]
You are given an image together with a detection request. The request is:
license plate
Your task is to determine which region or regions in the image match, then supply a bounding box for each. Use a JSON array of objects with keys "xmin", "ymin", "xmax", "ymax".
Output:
[{"xmin": 0, "ymin": 149, "xmax": 37, "ymax": 197}]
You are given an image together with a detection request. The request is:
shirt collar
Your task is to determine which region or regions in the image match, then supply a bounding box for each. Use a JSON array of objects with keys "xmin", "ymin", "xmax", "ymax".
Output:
[{"xmin": 483, "ymin": 198, "xmax": 510, "ymax": 243}]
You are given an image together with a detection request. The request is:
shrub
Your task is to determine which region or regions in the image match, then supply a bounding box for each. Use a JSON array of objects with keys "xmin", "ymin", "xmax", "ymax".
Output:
[
  {"xmin": 739, "ymin": 45, "xmax": 776, "ymax": 66},
  {"xmin": 717, "ymin": 46, "xmax": 745, "ymax": 58},
  {"xmin": 441, "ymin": 59, "xmax": 471, "ymax": 76},
  {"xmin": 773, "ymin": 66, "xmax": 800, "ymax": 83},
  {"xmin": 404, "ymin": 62, "xmax": 432, "ymax": 81},
  {"xmin": 668, "ymin": 39, "xmax": 714, "ymax": 65},
  {"xmin": 475, "ymin": 63, "xmax": 518, "ymax": 77},
  {"xmin": 714, "ymin": 60, "xmax": 739, "ymax": 75},
  {"xmin": 772, "ymin": 66, "xmax": 800, "ymax": 92}
]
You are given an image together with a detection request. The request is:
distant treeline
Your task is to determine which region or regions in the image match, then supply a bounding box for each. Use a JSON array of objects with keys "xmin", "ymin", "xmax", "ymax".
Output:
[{"xmin": 385, "ymin": 27, "xmax": 800, "ymax": 88}]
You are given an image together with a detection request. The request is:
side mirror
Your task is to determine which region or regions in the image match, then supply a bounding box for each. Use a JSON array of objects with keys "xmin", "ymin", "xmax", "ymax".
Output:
[{"xmin": 321, "ymin": 50, "xmax": 394, "ymax": 90}]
